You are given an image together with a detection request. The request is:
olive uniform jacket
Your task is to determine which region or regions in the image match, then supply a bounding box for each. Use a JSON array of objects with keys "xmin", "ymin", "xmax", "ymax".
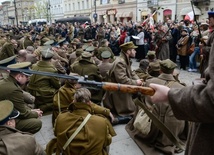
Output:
[
  {"xmin": 0, "ymin": 76, "xmax": 41, "ymax": 133},
  {"xmin": 126, "ymin": 73, "xmax": 189, "ymax": 155},
  {"xmin": 53, "ymin": 102, "xmax": 116, "ymax": 155},
  {"xmin": 0, "ymin": 41, "xmax": 15, "ymax": 61},
  {"xmin": 0, "ymin": 125, "xmax": 46, "ymax": 155},
  {"xmin": 103, "ymin": 52, "xmax": 139, "ymax": 117},
  {"xmin": 70, "ymin": 58, "xmax": 103, "ymax": 102},
  {"xmin": 0, "ymin": 76, "xmax": 38, "ymax": 119},
  {"xmin": 28, "ymin": 61, "xmax": 60, "ymax": 105}
]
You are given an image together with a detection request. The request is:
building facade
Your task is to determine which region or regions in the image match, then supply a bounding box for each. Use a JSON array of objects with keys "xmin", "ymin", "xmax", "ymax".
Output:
[
  {"xmin": 64, "ymin": 0, "xmax": 92, "ymax": 18},
  {"xmin": 0, "ymin": 0, "xmax": 214, "ymax": 25}
]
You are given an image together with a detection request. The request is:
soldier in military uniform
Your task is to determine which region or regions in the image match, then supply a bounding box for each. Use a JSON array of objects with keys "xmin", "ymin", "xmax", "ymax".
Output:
[
  {"xmin": 98, "ymin": 51, "xmax": 113, "ymax": 81},
  {"xmin": 126, "ymin": 59, "xmax": 188, "ymax": 155},
  {"xmin": 28, "ymin": 48, "xmax": 60, "ymax": 113},
  {"xmin": 52, "ymin": 73, "xmax": 115, "ymax": 126},
  {"xmin": 0, "ymin": 55, "xmax": 17, "ymax": 80},
  {"xmin": 47, "ymin": 88, "xmax": 116, "ymax": 155},
  {"xmin": 0, "ymin": 62, "xmax": 42, "ymax": 134},
  {"xmin": 0, "ymin": 100, "xmax": 46, "ymax": 155},
  {"xmin": 135, "ymin": 59, "xmax": 152, "ymax": 81},
  {"xmin": 0, "ymin": 34, "xmax": 17, "ymax": 61},
  {"xmin": 147, "ymin": 50, "xmax": 161, "ymax": 77},
  {"xmin": 103, "ymin": 42, "xmax": 142, "ymax": 124},
  {"xmin": 70, "ymin": 52, "xmax": 103, "ymax": 103},
  {"xmin": 97, "ymin": 39, "xmax": 115, "ymax": 61}
]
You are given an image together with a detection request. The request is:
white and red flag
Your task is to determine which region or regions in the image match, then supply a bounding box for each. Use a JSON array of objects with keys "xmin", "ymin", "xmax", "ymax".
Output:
[{"xmin": 184, "ymin": 11, "xmax": 194, "ymax": 22}]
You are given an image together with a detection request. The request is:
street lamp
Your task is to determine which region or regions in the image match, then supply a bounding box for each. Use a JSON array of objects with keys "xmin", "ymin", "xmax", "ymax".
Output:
[
  {"xmin": 14, "ymin": 0, "xmax": 18, "ymax": 26},
  {"xmin": 93, "ymin": 0, "xmax": 97, "ymax": 22}
]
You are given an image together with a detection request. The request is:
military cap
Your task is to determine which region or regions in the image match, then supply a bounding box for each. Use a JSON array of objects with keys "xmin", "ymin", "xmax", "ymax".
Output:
[
  {"xmin": 41, "ymin": 48, "xmax": 54, "ymax": 59},
  {"xmin": 44, "ymin": 40, "xmax": 55, "ymax": 46},
  {"xmin": 23, "ymin": 33, "xmax": 31, "ymax": 37},
  {"xmin": 83, "ymin": 39, "xmax": 88, "ymax": 43},
  {"xmin": 76, "ymin": 49, "xmax": 84, "ymax": 57},
  {"xmin": 120, "ymin": 41, "xmax": 138, "ymax": 52},
  {"xmin": 26, "ymin": 46, "xmax": 35, "ymax": 53},
  {"xmin": 150, "ymin": 62, "xmax": 160, "ymax": 72},
  {"xmin": 41, "ymin": 38, "xmax": 50, "ymax": 45},
  {"xmin": 0, "ymin": 100, "xmax": 20, "ymax": 125},
  {"xmin": 58, "ymin": 38, "xmax": 66, "ymax": 45},
  {"xmin": 101, "ymin": 39, "xmax": 108, "ymax": 45},
  {"xmin": 101, "ymin": 51, "xmax": 111, "ymax": 59},
  {"xmin": 208, "ymin": 11, "xmax": 214, "ymax": 18},
  {"xmin": 139, "ymin": 59, "xmax": 149, "ymax": 69},
  {"xmin": 160, "ymin": 59, "xmax": 177, "ymax": 74},
  {"xmin": 81, "ymin": 52, "xmax": 92, "ymax": 59},
  {"xmin": 147, "ymin": 51, "xmax": 156, "ymax": 56},
  {"xmin": 86, "ymin": 46, "xmax": 95, "ymax": 52},
  {"xmin": 82, "ymin": 44, "xmax": 90, "ymax": 50},
  {"xmin": 7, "ymin": 62, "xmax": 32, "ymax": 76},
  {"xmin": 0, "ymin": 55, "xmax": 17, "ymax": 66}
]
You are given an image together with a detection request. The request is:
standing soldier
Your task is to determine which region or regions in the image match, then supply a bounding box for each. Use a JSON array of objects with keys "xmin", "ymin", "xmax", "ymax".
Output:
[{"xmin": 155, "ymin": 24, "xmax": 171, "ymax": 60}]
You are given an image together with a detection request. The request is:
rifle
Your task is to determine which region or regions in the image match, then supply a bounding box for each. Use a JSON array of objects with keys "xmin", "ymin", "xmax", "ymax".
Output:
[
  {"xmin": 155, "ymin": 27, "xmax": 171, "ymax": 54},
  {"xmin": 0, "ymin": 66, "xmax": 155, "ymax": 96},
  {"xmin": 191, "ymin": 1, "xmax": 202, "ymax": 39}
]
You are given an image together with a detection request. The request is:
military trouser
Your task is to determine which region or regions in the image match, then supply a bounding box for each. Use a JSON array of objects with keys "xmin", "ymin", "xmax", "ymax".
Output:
[
  {"xmin": 35, "ymin": 96, "xmax": 54, "ymax": 114},
  {"xmin": 15, "ymin": 118, "xmax": 42, "ymax": 134}
]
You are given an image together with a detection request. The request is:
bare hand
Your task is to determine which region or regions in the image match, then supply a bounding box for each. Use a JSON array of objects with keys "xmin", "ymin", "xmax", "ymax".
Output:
[
  {"xmin": 32, "ymin": 109, "xmax": 43, "ymax": 118},
  {"xmin": 136, "ymin": 79, "xmax": 143, "ymax": 86},
  {"xmin": 109, "ymin": 112, "xmax": 115, "ymax": 123},
  {"xmin": 149, "ymin": 83, "xmax": 170, "ymax": 103}
]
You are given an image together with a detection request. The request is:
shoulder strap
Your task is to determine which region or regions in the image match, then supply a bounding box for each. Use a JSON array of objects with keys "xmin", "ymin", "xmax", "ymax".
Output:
[
  {"xmin": 63, "ymin": 113, "xmax": 92, "ymax": 150},
  {"xmin": 135, "ymin": 98, "xmax": 185, "ymax": 150},
  {"xmin": 57, "ymin": 92, "xmax": 61, "ymax": 113}
]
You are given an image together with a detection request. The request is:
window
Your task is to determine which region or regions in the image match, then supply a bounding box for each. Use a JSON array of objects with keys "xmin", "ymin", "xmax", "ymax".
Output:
[
  {"xmin": 69, "ymin": 4, "xmax": 71, "ymax": 11},
  {"xmin": 78, "ymin": 2, "xmax": 80, "ymax": 10},
  {"xmin": 100, "ymin": 0, "xmax": 110, "ymax": 4},
  {"xmin": 86, "ymin": 0, "xmax": 89, "ymax": 9},
  {"xmin": 82, "ymin": 1, "xmax": 85, "ymax": 10},
  {"xmin": 73, "ymin": 3, "xmax": 75, "ymax": 10},
  {"xmin": 65, "ymin": 4, "xmax": 67, "ymax": 12}
]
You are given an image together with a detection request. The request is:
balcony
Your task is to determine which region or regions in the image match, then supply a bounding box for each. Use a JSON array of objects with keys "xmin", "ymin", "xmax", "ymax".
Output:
[{"xmin": 147, "ymin": 0, "xmax": 158, "ymax": 8}]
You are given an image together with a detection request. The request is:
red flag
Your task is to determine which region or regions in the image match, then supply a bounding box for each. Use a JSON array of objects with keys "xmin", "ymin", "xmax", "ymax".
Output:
[{"xmin": 184, "ymin": 11, "xmax": 194, "ymax": 22}]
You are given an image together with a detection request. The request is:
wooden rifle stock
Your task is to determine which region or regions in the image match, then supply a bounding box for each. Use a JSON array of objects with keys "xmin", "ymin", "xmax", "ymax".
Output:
[{"xmin": 102, "ymin": 82, "xmax": 155, "ymax": 96}]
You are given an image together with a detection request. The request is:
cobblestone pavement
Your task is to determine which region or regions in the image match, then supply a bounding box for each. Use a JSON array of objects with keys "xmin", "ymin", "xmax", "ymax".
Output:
[{"xmin": 35, "ymin": 58, "xmax": 200, "ymax": 155}]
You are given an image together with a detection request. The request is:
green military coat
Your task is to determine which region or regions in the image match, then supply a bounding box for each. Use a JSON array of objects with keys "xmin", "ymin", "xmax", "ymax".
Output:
[
  {"xmin": 0, "ymin": 42, "xmax": 15, "ymax": 61},
  {"xmin": 126, "ymin": 73, "xmax": 188, "ymax": 155},
  {"xmin": 54, "ymin": 102, "xmax": 116, "ymax": 155},
  {"xmin": 0, "ymin": 126, "xmax": 46, "ymax": 155},
  {"xmin": 0, "ymin": 76, "xmax": 41, "ymax": 133},
  {"xmin": 28, "ymin": 60, "xmax": 60, "ymax": 111}
]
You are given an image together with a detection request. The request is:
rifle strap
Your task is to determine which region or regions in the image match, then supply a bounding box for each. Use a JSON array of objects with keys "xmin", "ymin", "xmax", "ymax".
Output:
[
  {"xmin": 135, "ymin": 98, "xmax": 185, "ymax": 150},
  {"xmin": 63, "ymin": 113, "xmax": 91, "ymax": 150}
]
